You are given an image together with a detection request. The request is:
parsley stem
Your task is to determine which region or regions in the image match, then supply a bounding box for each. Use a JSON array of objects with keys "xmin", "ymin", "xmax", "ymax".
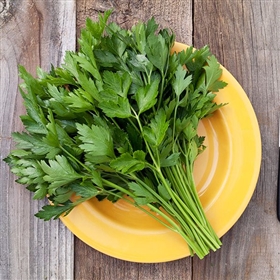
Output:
[
  {"xmin": 132, "ymin": 109, "xmax": 161, "ymax": 168},
  {"xmin": 103, "ymin": 188, "xmax": 206, "ymax": 258},
  {"xmin": 164, "ymin": 163, "xmax": 221, "ymax": 249},
  {"xmin": 127, "ymin": 116, "xmax": 141, "ymax": 134},
  {"xmin": 146, "ymin": 203, "xmax": 206, "ymax": 258},
  {"xmin": 125, "ymin": 174, "xmax": 209, "ymax": 257},
  {"xmin": 59, "ymin": 145, "xmax": 92, "ymax": 173},
  {"xmin": 101, "ymin": 178, "xmax": 135, "ymax": 197},
  {"xmin": 145, "ymin": 173, "xmax": 205, "ymax": 252},
  {"xmin": 157, "ymin": 164, "xmax": 221, "ymax": 250},
  {"xmin": 172, "ymin": 98, "xmax": 179, "ymax": 152},
  {"xmin": 99, "ymin": 188, "xmax": 175, "ymax": 232},
  {"xmin": 157, "ymin": 72, "xmax": 166, "ymax": 111}
]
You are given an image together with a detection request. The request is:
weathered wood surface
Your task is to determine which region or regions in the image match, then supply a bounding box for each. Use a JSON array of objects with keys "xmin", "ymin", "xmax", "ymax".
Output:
[
  {"xmin": 192, "ymin": 1, "xmax": 280, "ymax": 279},
  {"xmin": 0, "ymin": 1, "xmax": 75, "ymax": 279},
  {"xmin": 1, "ymin": 0, "xmax": 279, "ymax": 279}
]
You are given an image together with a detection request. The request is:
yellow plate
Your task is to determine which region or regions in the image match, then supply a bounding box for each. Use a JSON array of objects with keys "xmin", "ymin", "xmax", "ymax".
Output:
[{"xmin": 60, "ymin": 42, "xmax": 262, "ymax": 263}]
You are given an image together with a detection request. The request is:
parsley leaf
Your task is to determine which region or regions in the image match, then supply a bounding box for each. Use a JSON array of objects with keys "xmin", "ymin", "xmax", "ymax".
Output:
[
  {"xmin": 128, "ymin": 182, "xmax": 157, "ymax": 205},
  {"xmin": 5, "ymin": 12, "xmax": 227, "ymax": 259},
  {"xmin": 146, "ymin": 33, "xmax": 169, "ymax": 74},
  {"xmin": 143, "ymin": 108, "xmax": 169, "ymax": 147},
  {"xmin": 203, "ymin": 55, "xmax": 228, "ymax": 92},
  {"xmin": 77, "ymin": 123, "xmax": 115, "ymax": 163},
  {"xmin": 110, "ymin": 151, "xmax": 146, "ymax": 174},
  {"xmin": 172, "ymin": 65, "xmax": 192, "ymax": 97},
  {"xmin": 35, "ymin": 203, "xmax": 74, "ymax": 221},
  {"xmin": 71, "ymin": 180, "xmax": 101, "ymax": 198},
  {"xmin": 39, "ymin": 155, "xmax": 81, "ymax": 191},
  {"xmin": 135, "ymin": 76, "xmax": 160, "ymax": 114}
]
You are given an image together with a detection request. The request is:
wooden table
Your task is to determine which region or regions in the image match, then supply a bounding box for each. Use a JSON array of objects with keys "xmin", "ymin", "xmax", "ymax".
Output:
[{"xmin": 1, "ymin": 1, "xmax": 279, "ymax": 279}]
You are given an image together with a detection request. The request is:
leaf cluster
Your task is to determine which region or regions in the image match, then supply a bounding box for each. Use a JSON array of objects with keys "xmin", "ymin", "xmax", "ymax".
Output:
[{"xmin": 5, "ymin": 10, "xmax": 227, "ymax": 258}]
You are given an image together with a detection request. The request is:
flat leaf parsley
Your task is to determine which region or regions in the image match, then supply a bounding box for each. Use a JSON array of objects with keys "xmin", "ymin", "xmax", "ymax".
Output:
[{"xmin": 5, "ymin": 10, "xmax": 228, "ymax": 259}]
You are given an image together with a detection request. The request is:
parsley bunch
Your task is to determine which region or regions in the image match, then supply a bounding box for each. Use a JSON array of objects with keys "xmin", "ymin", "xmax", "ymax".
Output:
[{"xmin": 5, "ymin": 10, "xmax": 227, "ymax": 259}]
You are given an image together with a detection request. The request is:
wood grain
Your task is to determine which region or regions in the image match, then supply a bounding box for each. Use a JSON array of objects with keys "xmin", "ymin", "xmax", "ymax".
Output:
[
  {"xmin": 76, "ymin": 0, "xmax": 193, "ymax": 43},
  {"xmin": 193, "ymin": 1, "xmax": 280, "ymax": 279},
  {"xmin": 0, "ymin": 1, "xmax": 76, "ymax": 279}
]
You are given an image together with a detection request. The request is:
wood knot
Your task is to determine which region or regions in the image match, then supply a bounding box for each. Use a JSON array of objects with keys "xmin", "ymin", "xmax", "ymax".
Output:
[
  {"xmin": 0, "ymin": 0, "xmax": 8, "ymax": 14},
  {"xmin": 0, "ymin": 0, "xmax": 13, "ymax": 26}
]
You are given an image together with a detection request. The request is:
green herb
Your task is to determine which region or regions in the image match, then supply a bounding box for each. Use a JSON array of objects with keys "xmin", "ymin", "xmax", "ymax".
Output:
[{"xmin": 5, "ymin": 10, "xmax": 227, "ymax": 259}]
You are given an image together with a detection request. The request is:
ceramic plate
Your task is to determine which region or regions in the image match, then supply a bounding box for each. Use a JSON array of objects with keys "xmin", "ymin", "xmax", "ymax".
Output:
[{"xmin": 60, "ymin": 42, "xmax": 262, "ymax": 263}]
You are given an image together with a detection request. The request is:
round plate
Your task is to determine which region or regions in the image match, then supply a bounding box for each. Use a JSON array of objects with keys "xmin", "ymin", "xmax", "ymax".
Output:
[{"xmin": 60, "ymin": 42, "xmax": 261, "ymax": 263}]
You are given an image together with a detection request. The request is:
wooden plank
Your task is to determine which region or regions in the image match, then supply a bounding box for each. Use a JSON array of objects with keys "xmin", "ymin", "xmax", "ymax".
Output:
[
  {"xmin": 193, "ymin": 1, "xmax": 280, "ymax": 279},
  {"xmin": 0, "ymin": 1, "xmax": 76, "ymax": 279},
  {"xmin": 74, "ymin": 2, "xmax": 194, "ymax": 279},
  {"xmin": 76, "ymin": 0, "xmax": 193, "ymax": 44}
]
